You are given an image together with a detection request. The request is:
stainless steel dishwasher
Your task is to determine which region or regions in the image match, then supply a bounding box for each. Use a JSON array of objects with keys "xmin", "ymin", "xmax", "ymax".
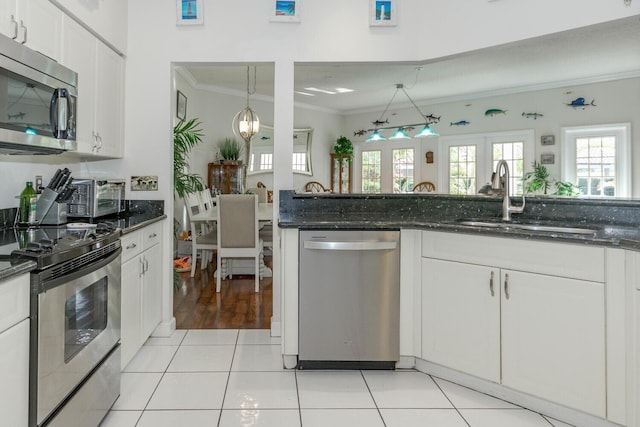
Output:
[{"xmin": 298, "ymin": 229, "xmax": 400, "ymax": 369}]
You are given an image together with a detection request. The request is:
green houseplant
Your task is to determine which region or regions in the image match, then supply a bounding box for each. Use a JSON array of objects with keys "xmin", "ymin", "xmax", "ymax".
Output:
[
  {"xmin": 523, "ymin": 161, "xmax": 580, "ymax": 196},
  {"xmin": 174, "ymin": 118, "xmax": 205, "ymax": 199},
  {"xmin": 333, "ymin": 135, "xmax": 353, "ymax": 163},
  {"xmin": 218, "ymin": 137, "xmax": 244, "ymax": 163}
]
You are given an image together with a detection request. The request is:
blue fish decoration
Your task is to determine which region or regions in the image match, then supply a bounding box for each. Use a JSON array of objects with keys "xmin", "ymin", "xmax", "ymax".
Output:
[
  {"xmin": 485, "ymin": 108, "xmax": 507, "ymax": 116},
  {"xmin": 450, "ymin": 120, "xmax": 470, "ymax": 126},
  {"xmin": 522, "ymin": 112, "xmax": 544, "ymax": 120},
  {"xmin": 566, "ymin": 97, "xmax": 596, "ymax": 109}
]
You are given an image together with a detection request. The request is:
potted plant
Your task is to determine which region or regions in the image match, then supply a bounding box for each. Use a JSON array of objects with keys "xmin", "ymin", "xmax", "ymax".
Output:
[
  {"xmin": 523, "ymin": 161, "xmax": 580, "ymax": 196},
  {"xmin": 333, "ymin": 135, "xmax": 353, "ymax": 163},
  {"xmin": 218, "ymin": 137, "xmax": 244, "ymax": 164},
  {"xmin": 174, "ymin": 118, "xmax": 205, "ymax": 199}
]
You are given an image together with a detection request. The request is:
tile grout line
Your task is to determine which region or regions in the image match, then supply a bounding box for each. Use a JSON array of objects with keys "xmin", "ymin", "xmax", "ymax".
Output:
[
  {"xmin": 216, "ymin": 329, "xmax": 240, "ymax": 427},
  {"xmin": 359, "ymin": 370, "xmax": 388, "ymax": 427},
  {"xmin": 429, "ymin": 374, "xmax": 472, "ymax": 427}
]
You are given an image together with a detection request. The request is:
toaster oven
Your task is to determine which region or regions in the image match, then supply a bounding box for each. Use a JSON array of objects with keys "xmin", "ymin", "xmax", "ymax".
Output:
[{"xmin": 67, "ymin": 179, "xmax": 126, "ymax": 219}]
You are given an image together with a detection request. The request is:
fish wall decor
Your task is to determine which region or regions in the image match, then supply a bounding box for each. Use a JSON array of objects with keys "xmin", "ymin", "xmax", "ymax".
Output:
[
  {"xmin": 485, "ymin": 109, "xmax": 507, "ymax": 116},
  {"xmin": 522, "ymin": 112, "xmax": 544, "ymax": 120},
  {"xmin": 425, "ymin": 114, "xmax": 441, "ymax": 124},
  {"xmin": 450, "ymin": 120, "xmax": 470, "ymax": 126},
  {"xmin": 566, "ymin": 97, "xmax": 596, "ymax": 109},
  {"xmin": 353, "ymin": 130, "xmax": 368, "ymax": 137}
]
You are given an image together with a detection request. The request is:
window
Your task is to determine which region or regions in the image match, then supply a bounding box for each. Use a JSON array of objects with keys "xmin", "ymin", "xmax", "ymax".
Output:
[
  {"xmin": 361, "ymin": 150, "xmax": 381, "ymax": 193},
  {"xmin": 562, "ymin": 123, "xmax": 630, "ymax": 197},
  {"xmin": 259, "ymin": 153, "xmax": 273, "ymax": 171},
  {"xmin": 355, "ymin": 140, "xmax": 419, "ymax": 193},
  {"xmin": 441, "ymin": 130, "xmax": 533, "ymax": 196},
  {"xmin": 449, "ymin": 145, "xmax": 476, "ymax": 195},
  {"xmin": 392, "ymin": 148, "xmax": 414, "ymax": 193}
]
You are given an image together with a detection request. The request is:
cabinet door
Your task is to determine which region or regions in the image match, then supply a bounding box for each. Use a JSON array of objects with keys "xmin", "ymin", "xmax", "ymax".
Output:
[
  {"xmin": 142, "ymin": 243, "xmax": 162, "ymax": 339},
  {"xmin": 94, "ymin": 40, "xmax": 124, "ymax": 158},
  {"xmin": 501, "ymin": 270, "xmax": 606, "ymax": 417},
  {"xmin": 421, "ymin": 258, "xmax": 500, "ymax": 382},
  {"xmin": 17, "ymin": 0, "xmax": 62, "ymax": 60},
  {"xmin": 120, "ymin": 256, "xmax": 143, "ymax": 370},
  {"xmin": 60, "ymin": 16, "xmax": 97, "ymax": 154},
  {"xmin": 0, "ymin": 319, "xmax": 29, "ymax": 427}
]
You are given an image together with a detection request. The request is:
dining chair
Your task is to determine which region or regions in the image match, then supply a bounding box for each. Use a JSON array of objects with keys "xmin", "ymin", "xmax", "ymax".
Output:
[
  {"xmin": 256, "ymin": 181, "xmax": 274, "ymax": 203},
  {"xmin": 216, "ymin": 194, "xmax": 264, "ymax": 293},
  {"xmin": 304, "ymin": 181, "xmax": 331, "ymax": 193},
  {"xmin": 183, "ymin": 192, "xmax": 217, "ymax": 277},
  {"xmin": 248, "ymin": 187, "xmax": 268, "ymax": 203},
  {"xmin": 412, "ymin": 181, "xmax": 436, "ymax": 193}
]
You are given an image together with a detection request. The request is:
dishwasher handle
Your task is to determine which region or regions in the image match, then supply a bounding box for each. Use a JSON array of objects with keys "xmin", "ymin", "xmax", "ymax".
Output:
[{"xmin": 303, "ymin": 240, "xmax": 397, "ymax": 251}]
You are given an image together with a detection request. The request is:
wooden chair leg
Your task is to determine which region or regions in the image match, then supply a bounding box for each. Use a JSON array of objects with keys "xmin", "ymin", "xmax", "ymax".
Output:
[
  {"xmin": 254, "ymin": 256, "xmax": 259, "ymax": 293},
  {"xmin": 216, "ymin": 252, "xmax": 222, "ymax": 292}
]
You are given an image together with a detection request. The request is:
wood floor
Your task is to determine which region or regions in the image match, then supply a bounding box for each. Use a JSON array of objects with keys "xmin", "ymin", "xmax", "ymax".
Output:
[{"xmin": 173, "ymin": 256, "xmax": 273, "ymax": 329}]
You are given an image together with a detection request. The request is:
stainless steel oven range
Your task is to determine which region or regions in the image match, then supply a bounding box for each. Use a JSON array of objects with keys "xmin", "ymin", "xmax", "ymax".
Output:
[{"xmin": 10, "ymin": 223, "xmax": 122, "ymax": 427}]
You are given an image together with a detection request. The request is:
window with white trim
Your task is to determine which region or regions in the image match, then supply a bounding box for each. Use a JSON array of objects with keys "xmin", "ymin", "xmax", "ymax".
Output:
[
  {"xmin": 356, "ymin": 140, "xmax": 418, "ymax": 193},
  {"xmin": 441, "ymin": 130, "xmax": 534, "ymax": 196},
  {"xmin": 561, "ymin": 123, "xmax": 631, "ymax": 198}
]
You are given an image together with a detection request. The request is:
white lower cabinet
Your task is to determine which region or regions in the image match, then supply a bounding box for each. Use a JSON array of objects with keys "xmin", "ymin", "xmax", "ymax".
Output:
[
  {"xmin": 421, "ymin": 231, "xmax": 606, "ymax": 418},
  {"xmin": 0, "ymin": 273, "xmax": 30, "ymax": 427},
  {"xmin": 120, "ymin": 221, "xmax": 163, "ymax": 369}
]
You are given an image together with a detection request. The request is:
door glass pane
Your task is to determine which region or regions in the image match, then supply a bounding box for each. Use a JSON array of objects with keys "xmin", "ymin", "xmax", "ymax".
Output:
[
  {"xmin": 361, "ymin": 150, "xmax": 381, "ymax": 193},
  {"xmin": 392, "ymin": 148, "xmax": 414, "ymax": 193},
  {"xmin": 65, "ymin": 277, "xmax": 108, "ymax": 362},
  {"xmin": 449, "ymin": 145, "xmax": 476, "ymax": 195}
]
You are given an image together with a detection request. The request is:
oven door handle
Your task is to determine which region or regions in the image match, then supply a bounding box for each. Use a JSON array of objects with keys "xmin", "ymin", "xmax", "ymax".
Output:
[{"xmin": 36, "ymin": 248, "xmax": 122, "ymax": 294}]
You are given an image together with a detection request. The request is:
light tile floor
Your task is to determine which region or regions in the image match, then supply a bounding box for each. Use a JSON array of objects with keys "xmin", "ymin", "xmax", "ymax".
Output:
[{"xmin": 101, "ymin": 329, "xmax": 574, "ymax": 427}]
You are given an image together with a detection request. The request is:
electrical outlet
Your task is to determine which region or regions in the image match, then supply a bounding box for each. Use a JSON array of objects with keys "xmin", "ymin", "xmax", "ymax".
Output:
[{"xmin": 35, "ymin": 175, "xmax": 43, "ymax": 194}]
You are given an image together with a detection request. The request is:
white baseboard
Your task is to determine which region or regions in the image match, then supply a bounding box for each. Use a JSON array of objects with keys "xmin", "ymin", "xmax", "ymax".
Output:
[{"xmin": 151, "ymin": 317, "xmax": 176, "ymax": 337}]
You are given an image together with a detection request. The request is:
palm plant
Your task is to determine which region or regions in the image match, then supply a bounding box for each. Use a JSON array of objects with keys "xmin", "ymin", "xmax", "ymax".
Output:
[{"xmin": 174, "ymin": 118, "xmax": 205, "ymax": 198}]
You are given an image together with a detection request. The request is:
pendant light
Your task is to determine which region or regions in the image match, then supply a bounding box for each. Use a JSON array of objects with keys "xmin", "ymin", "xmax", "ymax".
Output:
[
  {"xmin": 360, "ymin": 82, "xmax": 440, "ymax": 141},
  {"xmin": 232, "ymin": 66, "xmax": 260, "ymax": 143}
]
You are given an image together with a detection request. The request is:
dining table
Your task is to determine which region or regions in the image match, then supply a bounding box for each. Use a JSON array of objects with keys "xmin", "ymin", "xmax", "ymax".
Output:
[{"xmin": 190, "ymin": 202, "xmax": 274, "ymax": 278}]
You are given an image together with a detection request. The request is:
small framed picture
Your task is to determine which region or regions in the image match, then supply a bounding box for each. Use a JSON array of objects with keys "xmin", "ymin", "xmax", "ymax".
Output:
[
  {"xmin": 176, "ymin": 0, "xmax": 203, "ymax": 25},
  {"xmin": 540, "ymin": 153, "xmax": 555, "ymax": 165},
  {"xmin": 541, "ymin": 134, "xmax": 555, "ymax": 146},
  {"xmin": 131, "ymin": 176, "xmax": 159, "ymax": 191},
  {"xmin": 176, "ymin": 90, "xmax": 187, "ymax": 120},
  {"xmin": 370, "ymin": 0, "xmax": 397, "ymax": 26},
  {"xmin": 270, "ymin": 0, "xmax": 301, "ymax": 23}
]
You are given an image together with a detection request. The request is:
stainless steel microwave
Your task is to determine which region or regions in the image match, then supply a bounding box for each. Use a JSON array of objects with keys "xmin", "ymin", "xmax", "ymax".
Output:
[
  {"xmin": 67, "ymin": 179, "xmax": 126, "ymax": 219},
  {"xmin": 0, "ymin": 33, "xmax": 77, "ymax": 154}
]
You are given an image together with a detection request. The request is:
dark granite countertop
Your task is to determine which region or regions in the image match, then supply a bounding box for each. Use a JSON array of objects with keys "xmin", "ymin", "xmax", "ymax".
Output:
[
  {"xmin": 0, "ymin": 258, "xmax": 36, "ymax": 281},
  {"xmin": 278, "ymin": 190, "xmax": 640, "ymax": 251}
]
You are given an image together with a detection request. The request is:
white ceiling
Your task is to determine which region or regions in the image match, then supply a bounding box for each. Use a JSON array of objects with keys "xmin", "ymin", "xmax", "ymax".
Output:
[{"xmin": 181, "ymin": 16, "xmax": 640, "ymax": 115}]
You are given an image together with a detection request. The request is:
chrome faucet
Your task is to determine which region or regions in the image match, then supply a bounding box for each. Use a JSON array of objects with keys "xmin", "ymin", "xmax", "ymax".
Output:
[{"xmin": 492, "ymin": 160, "xmax": 525, "ymax": 221}]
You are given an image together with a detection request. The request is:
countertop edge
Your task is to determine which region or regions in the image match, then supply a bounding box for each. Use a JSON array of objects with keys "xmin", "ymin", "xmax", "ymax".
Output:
[
  {"xmin": 119, "ymin": 214, "xmax": 167, "ymax": 234},
  {"xmin": 0, "ymin": 259, "xmax": 37, "ymax": 281}
]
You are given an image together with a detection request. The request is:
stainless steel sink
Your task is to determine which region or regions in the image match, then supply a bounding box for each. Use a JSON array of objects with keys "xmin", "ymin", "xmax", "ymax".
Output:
[{"xmin": 456, "ymin": 220, "xmax": 597, "ymax": 235}]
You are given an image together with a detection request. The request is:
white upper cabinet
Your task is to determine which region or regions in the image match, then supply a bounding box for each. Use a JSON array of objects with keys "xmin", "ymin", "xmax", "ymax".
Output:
[
  {"xmin": 61, "ymin": 16, "xmax": 124, "ymax": 158},
  {"xmin": 0, "ymin": 0, "xmax": 62, "ymax": 61},
  {"xmin": 50, "ymin": 0, "xmax": 127, "ymax": 55}
]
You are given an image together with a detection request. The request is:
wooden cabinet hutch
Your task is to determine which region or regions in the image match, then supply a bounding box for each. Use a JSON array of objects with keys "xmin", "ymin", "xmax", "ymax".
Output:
[
  {"xmin": 330, "ymin": 153, "xmax": 352, "ymax": 193},
  {"xmin": 207, "ymin": 163, "xmax": 246, "ymax": 194}
]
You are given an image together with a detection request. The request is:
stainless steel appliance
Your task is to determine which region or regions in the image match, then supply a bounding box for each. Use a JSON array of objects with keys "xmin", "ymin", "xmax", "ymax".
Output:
[
  {"xmin": 298, "ymin": 229, "xmax": 400, "ymax": 369},
  {"xmin": 7, "ymin": 223, "xmax": 121, "ymax": 427},
  {"xmin": 67, "ymin": 179, "xmax": 125, "ymax": 219},
  {"xmin": 0, "ymin": 33, "xmax": 77, "ymax": 155}
]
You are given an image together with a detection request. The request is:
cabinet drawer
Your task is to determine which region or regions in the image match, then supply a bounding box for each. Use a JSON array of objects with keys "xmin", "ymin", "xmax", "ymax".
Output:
[
  {"xmin": 142, "ymin": 222, "xmax": 162, "ymax": 250},
  {"xmin": 120, "ymin": 230, "xmax": 142, "ymax": 263},
  {"xmin": 422, "ymin": 231, "xmax": 604, "ymax": 282},
  {"xmin": 0, "ymin": 274, "xmax": 29, "ymax": 334}
]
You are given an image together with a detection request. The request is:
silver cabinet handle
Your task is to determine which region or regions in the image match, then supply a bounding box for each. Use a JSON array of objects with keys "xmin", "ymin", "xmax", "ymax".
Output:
[
  {"xmin": 489, "ymin": 271, "xmax": 495, "ymax": 296},
  {"xmin": 303, "ymin": 240, "xmax": 397, "ymax": 251},
  {"xmin": 126, "ymin": 243, "xmax": 137, "ymax": 250},
  {"xmin": 148, "ymin": 233, "xmax": 157, "ymax": 239},
  {"xmin": 144, "ymin": 258, "xmax": 149, "ymax": 273},
  {"xmin": 10, "ymin": 15, "xmax": 18, "ymax": 39},
  {"xmin": 504, "ymin": 273, "xmax": 510, "ymax": 300},
  {"xmin": 139, "ymin": 257, "xmax": 145, "ymax": 277},
  {"xmin": 20, "ymin": 20, "xmax": 26, "ymax": 44}
]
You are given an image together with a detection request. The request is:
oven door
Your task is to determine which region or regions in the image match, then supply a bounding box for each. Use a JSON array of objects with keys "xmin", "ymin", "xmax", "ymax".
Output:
[{"xmin": 33, "ymin": 249, "xmax": 121, "ymax": 426}]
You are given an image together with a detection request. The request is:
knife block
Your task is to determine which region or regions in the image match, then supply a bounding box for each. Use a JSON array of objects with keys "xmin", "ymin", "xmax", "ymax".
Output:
[
  {"xmin": 35, "ymin": 188, "xmax": 59, "ymax": 223},
  {"xmin": 41, "ymin": 202, "xmax": 68, "ymax": 225}
]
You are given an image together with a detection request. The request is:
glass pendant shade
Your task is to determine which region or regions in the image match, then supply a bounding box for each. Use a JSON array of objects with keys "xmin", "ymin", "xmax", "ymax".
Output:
[
  {"xmin": 415, "ymin": 125, "xmax": 439, "ymax": 138},
  {"xmin": 390, "ymin": 128, "xmax": 410, "ymax": 139},
  {"xmin": 366, "ymin": 130, "xmax": 386, "ymax": 142},
  {"xmin": 233, "ymin": 106, "xmax": 260, "ymax": 143}
]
